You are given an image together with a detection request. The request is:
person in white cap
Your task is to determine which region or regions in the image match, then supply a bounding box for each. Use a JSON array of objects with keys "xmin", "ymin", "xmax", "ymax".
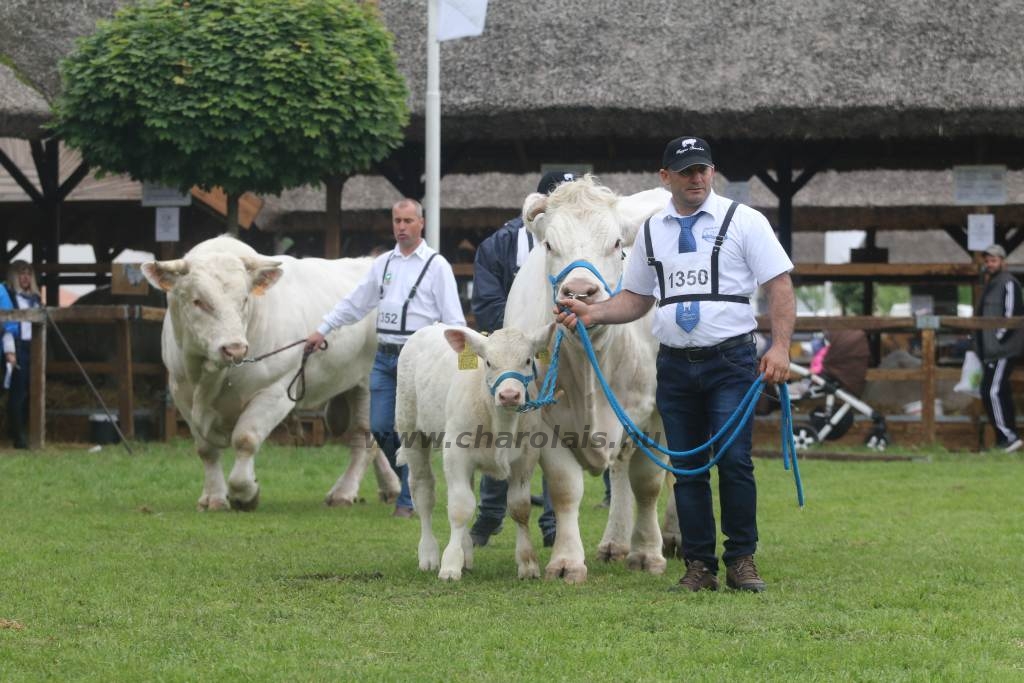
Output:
[{"xmin": 976, "ymin": 243, "xmax": 1024, "ymax": 452}]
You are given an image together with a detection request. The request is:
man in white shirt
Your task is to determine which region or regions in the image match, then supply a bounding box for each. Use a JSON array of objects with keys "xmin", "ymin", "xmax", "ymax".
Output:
[
  {"xmin": 306, "ymin": 199, "xmax": 466, "ymax": 517},
  {"xmin": 555, "ymin": 137, "xmax": 795, "ymax": 592}
]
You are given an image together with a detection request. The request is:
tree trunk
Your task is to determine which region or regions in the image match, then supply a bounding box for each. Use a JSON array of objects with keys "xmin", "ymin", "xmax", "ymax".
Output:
[
  {"xmin": 226, "ymin": 192, "xmax": 240, "ymax": 236},
  {"xmin": 324, "ymin": 175, "xmax": 347, "ymax": 259}
]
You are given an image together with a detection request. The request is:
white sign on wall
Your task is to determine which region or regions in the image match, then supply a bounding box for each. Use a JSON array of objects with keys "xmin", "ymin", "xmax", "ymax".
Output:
[
  {"xmin": 155, "ymin": 207, "xmax": 180, "ymax": 242},
  {"xmin": 954, "ymin": 165, "xmax": 1007, "ymax": 206},
  {"xmin": 967, "ymin": 213, "xmax": 995, "ymax": 251}
]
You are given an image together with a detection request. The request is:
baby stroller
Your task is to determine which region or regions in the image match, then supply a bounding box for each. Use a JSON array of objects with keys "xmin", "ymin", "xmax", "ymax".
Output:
[{"xmin": 784, "ymin": 329, "xmax": 890, "ymax": 451}]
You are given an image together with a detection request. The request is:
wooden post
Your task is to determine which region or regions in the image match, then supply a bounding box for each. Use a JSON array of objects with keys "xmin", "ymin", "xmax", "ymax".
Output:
[
  {"xmin": 116, "ymin": 319, "xmax": 135, "ymax": 439},
  {"xmin": 28, "ymin": 320, "xmax": 46, "ymax": 449},
  {"xmin": 921, "ymin": 328, "xmax": 936, "ymax": 443}
]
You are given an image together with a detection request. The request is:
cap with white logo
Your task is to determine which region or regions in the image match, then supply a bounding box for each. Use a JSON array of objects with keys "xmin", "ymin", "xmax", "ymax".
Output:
[{"xmin": 662, "ymin": 136, "xmax": 714, "ymax": 172}]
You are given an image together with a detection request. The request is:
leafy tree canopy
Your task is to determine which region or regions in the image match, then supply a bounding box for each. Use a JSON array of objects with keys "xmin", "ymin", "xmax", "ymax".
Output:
[{"xmin": 55, "ymin": 0, "xmax": 409, "ymax": 197}]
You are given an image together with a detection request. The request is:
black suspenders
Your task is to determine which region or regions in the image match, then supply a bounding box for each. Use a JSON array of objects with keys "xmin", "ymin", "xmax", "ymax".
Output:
[
  {"xmin": 644, "ymin": 201, "xmax": 749, "ymax": 307},
  {"xmin": 376, "ymin": 253, "xmax": 439, "ymax": 336}
]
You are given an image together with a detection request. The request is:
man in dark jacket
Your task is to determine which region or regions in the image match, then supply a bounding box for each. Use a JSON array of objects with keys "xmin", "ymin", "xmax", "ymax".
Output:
[
  {"xmin": 976, "ymin": 244, "xmax": 1024, "ymax": 452},
  {"xmin": 469, "ymin": 170, "xmax": 575, "ymax": 547}
]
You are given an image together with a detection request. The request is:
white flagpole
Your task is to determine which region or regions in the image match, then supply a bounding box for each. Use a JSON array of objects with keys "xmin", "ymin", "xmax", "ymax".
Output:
[{"xmin": 425, "ymin": 0, "xmax": 441, "ymax": 250}]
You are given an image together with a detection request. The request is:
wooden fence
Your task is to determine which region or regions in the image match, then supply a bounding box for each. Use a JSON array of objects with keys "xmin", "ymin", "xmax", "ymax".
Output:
[{"xmin": 0, "ymin": 307, "xmax": 1021, "ymax": 450}]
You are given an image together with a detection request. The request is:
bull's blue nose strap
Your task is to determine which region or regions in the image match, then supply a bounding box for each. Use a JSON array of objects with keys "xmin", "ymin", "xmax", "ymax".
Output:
[{"xmin": 548, "ymin": 260, "xmax": 622, "ymax": 304}]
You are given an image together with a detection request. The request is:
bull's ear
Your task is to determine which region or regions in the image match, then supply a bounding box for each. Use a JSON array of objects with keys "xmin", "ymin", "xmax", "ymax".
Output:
[
  {"xmin": 241, "ymin": 257, "xmax": 283, "ymax": 295},
  {"xmin": 616, "ymin": 188, "xmax": 672, "ymax": 247},
  {"xmin": 141, "ymin": 259, "xmax": 189, "ymax": 292},
  {"xmin": 522, "ymin": 192, "xmax": 549, "ymax": 240},
  {"xmin": 528, "ymin": 322, "xmax": 557, "ymax": 355},
  {"xmin": 443, "ymin": 326, "xmax": 488, "ymax": 358}
]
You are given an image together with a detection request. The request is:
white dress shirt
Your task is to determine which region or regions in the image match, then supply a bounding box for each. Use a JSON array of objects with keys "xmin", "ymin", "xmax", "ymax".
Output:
[
  {"xmin": 317, "ymin": 240, "xmax": 465, "ymax": 345},
  {"xmin": 622, "ymin": 189, "xmax": 793, "ymax": 348}
]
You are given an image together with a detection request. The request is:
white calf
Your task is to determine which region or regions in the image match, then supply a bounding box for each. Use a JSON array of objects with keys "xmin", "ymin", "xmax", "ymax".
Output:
[{"xmin": 395, "ymin": 324, "xmax": 553, "ymax": 580}]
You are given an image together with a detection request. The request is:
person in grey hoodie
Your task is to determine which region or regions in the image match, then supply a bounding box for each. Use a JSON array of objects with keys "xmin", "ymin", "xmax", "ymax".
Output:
[{"xmin": 976, "ymin": 244, "xmax": 1024, "ymax": 452}]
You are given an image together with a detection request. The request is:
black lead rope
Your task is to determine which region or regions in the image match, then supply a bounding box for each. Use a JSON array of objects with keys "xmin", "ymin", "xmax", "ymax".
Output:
[
  {"xmin": 286, "ymin": 340, "xmax": 327, "ymax": 402},
  {"xmin": 231, "ymin": 338, "xmax": 328, "ymax": 403}
]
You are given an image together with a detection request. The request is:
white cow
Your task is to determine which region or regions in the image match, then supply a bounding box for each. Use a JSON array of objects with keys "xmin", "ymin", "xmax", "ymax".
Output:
[
  {"xmin": 504, "ymin": 176, "xmax": 671, "ymax": 583},
  {"xmin": 143, "ymin": 236, "xmax": 400, "ymax": 510},
  {"xmin": 395, "ymin": 323, "xmax": 553, "ymax": 580}
]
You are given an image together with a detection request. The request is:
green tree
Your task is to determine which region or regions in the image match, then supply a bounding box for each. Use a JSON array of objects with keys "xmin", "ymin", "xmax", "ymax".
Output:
[
  {"xmin": 54, "ymin": 0, "xmax": 408, "ymax": 233},
  {"xmin": 832, "ymin": 281, "xmax": 863, "ymax": 315}
]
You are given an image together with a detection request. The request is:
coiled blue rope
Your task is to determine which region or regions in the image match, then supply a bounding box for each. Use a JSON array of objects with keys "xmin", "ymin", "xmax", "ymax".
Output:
[{"xmin": 573, "ymin": 321, "xmax": 804, "ymax": 506}]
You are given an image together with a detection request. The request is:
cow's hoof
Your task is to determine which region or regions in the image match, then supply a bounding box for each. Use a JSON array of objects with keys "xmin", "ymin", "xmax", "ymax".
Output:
[
  {"xmin": 324, "ymin": 492, "xmax": 364, "ymax": 507},
  {"xmin": 517, "ymin": 561, "xmax": 540, "ymax": 579},
  {"xmin": 627, "ymin": 551, "xmax": 667, "ymax": 575},
  {"xmin": 438, "ymin": 567, "xmax": 462, "ymax": 581},
  {"xmin": 662, "ymin": 533, "xmax": 683, "ymax": 560},
  {"xmin": 197, "ymin": 495, "xmax": 230, "ymax": 511},
  {"xmin": 378, "ymin": 489, "xmax": 399, "ymax": 505},
  {"xmin": 228, "ymin": 487, "xmax": 260, "ymax": 512},
  {"xmin": 545, "ymin": 559, "xmax": 588, "ymax": 584},
  {"xmin": 597, "ymin": 541, "xmax": 629, "ymax": 562}
]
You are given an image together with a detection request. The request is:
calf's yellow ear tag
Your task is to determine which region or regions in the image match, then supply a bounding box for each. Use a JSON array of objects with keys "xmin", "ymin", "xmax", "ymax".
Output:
[
  {"xmin": 536, "ymin": 348, "xmax": 551, "ymax": 363},
  {"xmin": 458, "ymin": 349, "xmax": 479, "ymax": 370}
]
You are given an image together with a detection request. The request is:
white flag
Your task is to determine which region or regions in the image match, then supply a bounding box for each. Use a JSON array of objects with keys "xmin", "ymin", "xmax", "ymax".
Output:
[{"xmin": 438, "ymin": 0, "xmax": 489, "ymax": 41}]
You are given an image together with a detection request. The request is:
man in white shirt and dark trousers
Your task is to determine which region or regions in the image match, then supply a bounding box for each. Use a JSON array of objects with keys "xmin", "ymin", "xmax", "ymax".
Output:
[
  {"xmin": 555, "ymin": 137, "xmax": 795, "ymax": 592},
  {"xmin": 306, "ymin": 199, "xmax": 466, "ymax": 517}
]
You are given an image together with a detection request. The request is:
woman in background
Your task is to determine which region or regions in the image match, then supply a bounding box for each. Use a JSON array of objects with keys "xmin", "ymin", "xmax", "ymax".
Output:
[{"xmin": 3, "ymin": 261, "xmax": 41, "ymax": 448}]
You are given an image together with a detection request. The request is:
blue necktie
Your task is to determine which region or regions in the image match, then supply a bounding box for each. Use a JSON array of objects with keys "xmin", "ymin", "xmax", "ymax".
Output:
[{"xmin": 673, "ymin": 213, "xmax": 701, "ymax": 333}]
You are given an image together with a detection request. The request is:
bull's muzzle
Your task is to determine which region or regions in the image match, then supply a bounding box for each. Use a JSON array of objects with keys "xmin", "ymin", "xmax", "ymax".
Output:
[{"xmin": 220, "ymin": 342, "xmax": 249, "ymax": 364}]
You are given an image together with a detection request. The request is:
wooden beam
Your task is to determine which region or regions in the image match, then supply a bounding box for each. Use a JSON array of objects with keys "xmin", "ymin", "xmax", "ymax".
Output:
[
  {"xmin": 28, "ymin": 322, "xmax": 46, "ymax": 449},
  {"xmin": 921, "ymin": 328, "xmax": 936, "ymax": 443},
  {"xmin": 56, "ymin": 161, "xmax": 91, "ymax": 202},
  {"xmin": 116, "ymin": 319, "xmax": 135, "ymax": 440},
  {"xmin": 0, "ymin": 146, "xmax": 44, "ymax": 205}
]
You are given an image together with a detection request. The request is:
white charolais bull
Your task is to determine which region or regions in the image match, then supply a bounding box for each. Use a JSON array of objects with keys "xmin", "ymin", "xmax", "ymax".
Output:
[
  {"xmin": 142, "ymin": 236, "xmax": 400, "ymax": 510},
  {"xmin": 505, "ymin": 176, "xmax": 671, "ymax": 583},
  {"xmin": 395, "ymin": 323, "xmax": 553, "ymax": 580}
]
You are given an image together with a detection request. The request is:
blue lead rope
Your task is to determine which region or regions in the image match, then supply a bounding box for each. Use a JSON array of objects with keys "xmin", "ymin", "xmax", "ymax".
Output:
[{"xmin": 573, "ymin": 322, "xmax": 804, "ymax": 506}]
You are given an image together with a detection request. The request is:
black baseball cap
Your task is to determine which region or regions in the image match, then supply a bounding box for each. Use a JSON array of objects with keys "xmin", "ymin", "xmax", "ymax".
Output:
[
  {"xmin": 537, "ymin": 170, "xmax": 577, "ymax": 194},
  {"xmin": 662, "ymin": 136, "xmax": 714, "ymax": 172}
]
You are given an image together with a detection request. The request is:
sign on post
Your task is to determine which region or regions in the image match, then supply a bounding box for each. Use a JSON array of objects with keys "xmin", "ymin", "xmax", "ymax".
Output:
[
  {"xmin": 141, "ymin": 183, "xmax": 192, "ymax": 207},
  {"xmin": 953, "ymin": 165, "xmax": 1007, "ymax": 206},
  {"xmin": 155, "ymin": 207, "xmax": 180, "ymax": 242},
  {"xmin": 967, "ymin": 214, "xmax": 995, "ymax": 251}
]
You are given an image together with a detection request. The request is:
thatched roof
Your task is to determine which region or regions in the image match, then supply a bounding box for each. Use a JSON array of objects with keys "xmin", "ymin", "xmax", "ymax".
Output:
[
  {"xmin": 379, "ymin": 0, "xmax": 1024, "ymax": 143},
  {"xmin": 3, "ymin": 0, "xmax": 1024, "ymax": 157}
]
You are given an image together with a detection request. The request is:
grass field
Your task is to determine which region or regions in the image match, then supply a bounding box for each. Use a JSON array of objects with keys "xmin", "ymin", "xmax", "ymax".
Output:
[{"xmin": 1, "ymin": 441, "xmax": 1022, "ymax": 681}]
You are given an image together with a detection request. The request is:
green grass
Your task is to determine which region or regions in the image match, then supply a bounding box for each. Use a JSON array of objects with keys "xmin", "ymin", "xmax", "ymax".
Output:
[{"xmin": 1, "ymin": 441, "xmax": 1022, "ymax": 681}]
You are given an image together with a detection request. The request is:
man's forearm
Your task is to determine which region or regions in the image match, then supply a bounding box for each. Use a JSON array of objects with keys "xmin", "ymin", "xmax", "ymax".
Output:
[
  {"xmin": 590, "ymin": 290, "xmax": 656, "ymax": 325},
  {"xmin": 766, "ymin": 272, "xmax": 796, "ymax": 349}
]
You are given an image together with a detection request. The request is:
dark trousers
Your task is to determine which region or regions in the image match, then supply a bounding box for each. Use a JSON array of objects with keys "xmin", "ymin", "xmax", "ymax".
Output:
[
  {"xmin": 656, "ymin": 340, "xmax": 759, "ymax": 571},
  {"xmin": 369, "ymin": 348, "xmax": 412, "ymax": 509},
  {"xmin": 8, "ymin": 340, "xmax": 31, "ymax": 447},
  {"xmin": 981, "ymin": 357, "xmax": 1019, "ymax": 445}
]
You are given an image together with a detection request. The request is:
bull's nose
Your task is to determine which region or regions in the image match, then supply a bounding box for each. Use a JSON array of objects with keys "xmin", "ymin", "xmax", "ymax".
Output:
[
  {"xmin": 221, "ymin": 342, "xmax": 248, "ymax": 362},
  {"xmin": 560, "ymin": 282, "xmax": 599, "ymax": 300},
  {"xmin": 498, "ymin": 388, "xmax": 522, "ymax": 406}
]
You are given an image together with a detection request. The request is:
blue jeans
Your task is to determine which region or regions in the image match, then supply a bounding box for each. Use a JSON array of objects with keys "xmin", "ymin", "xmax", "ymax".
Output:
[
  {"xmin": 7, "ymin": 340, "xmax": 30, "ymax": 446},
  {"xmin": 656, "ymin": 340, "xmax": 759, "ymax": 571},
  {"xmin": 474, "ymin": 474, "xmax": 555, "ymax": 538},
  {"xmin": 370, "ymin": 348, "xmax": 412, "ymax": 510}
]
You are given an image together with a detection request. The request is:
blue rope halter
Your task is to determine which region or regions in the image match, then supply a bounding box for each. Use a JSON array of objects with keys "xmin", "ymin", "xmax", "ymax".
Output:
[
  {"xmin": 520, "ymin": 259, "xmax": 622, "ymax": 412},
  {"xmin": 487, "ymin": 361, "xmax": 539, "ymax": 402}
]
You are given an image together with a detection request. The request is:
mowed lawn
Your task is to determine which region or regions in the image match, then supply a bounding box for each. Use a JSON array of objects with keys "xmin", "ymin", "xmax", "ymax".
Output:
[{"xmin": 0, "ymin": 441, "xmax": 1021, "ymax": 682}]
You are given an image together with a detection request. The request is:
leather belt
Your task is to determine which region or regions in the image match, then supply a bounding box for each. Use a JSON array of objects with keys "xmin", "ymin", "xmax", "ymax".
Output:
[
  {"xmin": 659, "ymin": 333, "xmax": 754, "ymax": 363},
  {"xmin": 378, "ymin": 342, "xmax": 405, "ymax": 356}
]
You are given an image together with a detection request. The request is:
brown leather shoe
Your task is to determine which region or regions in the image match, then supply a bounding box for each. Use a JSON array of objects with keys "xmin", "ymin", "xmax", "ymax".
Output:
[
  {"xmin": 392, "ymin": 506, "xmax": 414, "ymax": 518},
  {"xmin": 726, "ymin": 555, "xmax": 766, "ymax": 592},
  {"xmin": 670, "ymin": 560, "xmax": 719, "ymax": 592}
]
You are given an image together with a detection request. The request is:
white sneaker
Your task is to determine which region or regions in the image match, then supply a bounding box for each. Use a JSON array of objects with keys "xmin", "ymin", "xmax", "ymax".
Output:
[{"xmin": 1003, "ymin": 439, "xmax": 1023, "ymax": 453}]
